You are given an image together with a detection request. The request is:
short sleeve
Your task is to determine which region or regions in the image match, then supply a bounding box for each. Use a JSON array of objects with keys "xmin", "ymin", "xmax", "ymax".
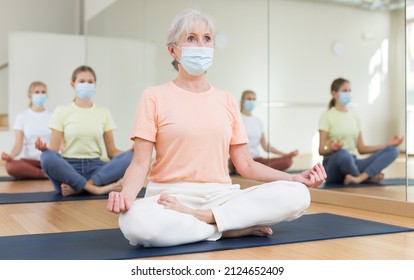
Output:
[
  {"xmin": 318, "ymin": 111, "xmax": 330, "ymax": 132},
  {"xmin": 131, "ymin": 88, "xmax": 157, "ymax": 142},
  {"xmin": 12, "ymin": 113, "xmax": 24, "ymax": 131},
  {"xmin": 103, "ymin": 108, "xmax": 116, "ymax": 132},
  {"xmin": 48, "ymin": 106, "xmax": 64, "ymax": 132},
  {"xmin": 228, "ymin": 94, "xmax": 248, "ymax": 145}
]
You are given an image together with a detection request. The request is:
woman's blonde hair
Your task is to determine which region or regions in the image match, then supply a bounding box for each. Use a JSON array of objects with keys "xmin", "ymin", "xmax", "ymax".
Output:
[
  {"xmin": 240, "ymin": 90, "xmax": 256, "ymax": 112},
  {"xmin": 27, "ymin": 81, "xmax": 47, "ymax": 107},
  {"xmin": 167, "ymin": 9, "xmax": 216, "ymax": 71}
]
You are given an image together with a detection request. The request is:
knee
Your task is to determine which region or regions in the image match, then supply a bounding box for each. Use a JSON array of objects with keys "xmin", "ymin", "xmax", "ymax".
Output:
[
  {"xmin": 40, "ymin": 150, "xmax": 60, "ymax": 169},
  {"xmin": 384, "ymin": 145, "xmax": 399, "ymax": 160},
  {"xmin": 284, "ymin": 157, "xmax": 293, "ymax": 170},
  {"xmin": 335, "ymin": 149, "xmax": 352, "ymax": 159},
  {"xmin": 119, "ymin": 200, "xmax": 166, "ymax": 247},
  {"xmin": 267, "ymin": 181, "xmax": 311, "ymax": 215},
  {"xmin": 5, "ymin": 161, "xmax": 19, "ymax": 176},
  {"xmin": 291, "ymin": 183, "xmax": 311, "ymax": 212}
]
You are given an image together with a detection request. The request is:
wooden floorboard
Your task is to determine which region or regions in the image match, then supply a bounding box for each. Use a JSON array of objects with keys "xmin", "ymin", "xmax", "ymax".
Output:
[{"xmin": 0, "ymin": 157, "xmax": 414, "ymax": 260}]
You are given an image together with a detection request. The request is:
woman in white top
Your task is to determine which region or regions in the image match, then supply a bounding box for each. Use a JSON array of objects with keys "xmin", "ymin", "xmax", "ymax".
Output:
[
  {"xmin": 238, "ymin": 90, "xmax": 298, "ymax": 172},
  {"xmin": 1, "ymin": 81, "xmax": 52, "ymax": 179}
]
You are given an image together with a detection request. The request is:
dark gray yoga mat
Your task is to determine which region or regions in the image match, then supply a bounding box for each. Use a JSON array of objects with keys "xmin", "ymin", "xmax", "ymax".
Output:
[
  {"xmin": 0, "ymin": 213, "xmax": 412, "ymax": 260},
  {"xmin": 322, "ymin": 178, "xmax": 414, "ymax": 188},
  {"xmin": 0, "ymin": 176, "xmax": 48, "ymax": 182},
  {"xmin": 0, "ymin": 188, "xmax": 146, "ymax": 204}
]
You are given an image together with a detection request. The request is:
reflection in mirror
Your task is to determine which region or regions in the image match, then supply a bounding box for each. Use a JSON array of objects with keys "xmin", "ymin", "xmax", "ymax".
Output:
[{"xmin": 267, "ymin": 0, "xmax": 407, "ymax": 201}]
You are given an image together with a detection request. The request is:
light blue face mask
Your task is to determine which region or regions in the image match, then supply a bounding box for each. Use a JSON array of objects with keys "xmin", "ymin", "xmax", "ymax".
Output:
[
  {"xmin": 31, "ymin": 93, "xmax": 47, "ymax": 107},
  {"xmin": 338, "ymin": 91, "xmax": 351, "ymax": 106},
  {"xmin": 244, "ymin": 100, "xmax": 256, "ymax": 112},
  {"xmin": 76, "ymin": 83, "xmax": 96, "ymax": 100},
  {"xmin": 175, "ymin": 45, "xmax": 214, "ymax": 76}
]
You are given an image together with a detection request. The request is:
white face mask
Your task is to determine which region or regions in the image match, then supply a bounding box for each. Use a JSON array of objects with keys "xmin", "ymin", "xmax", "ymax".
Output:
[{"xmin": 175, "ymin": 45, "xmax": 214, "ymax": 76}]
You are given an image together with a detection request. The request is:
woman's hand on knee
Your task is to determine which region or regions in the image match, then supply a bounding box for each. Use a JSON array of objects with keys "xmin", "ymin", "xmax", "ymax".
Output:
[{"xmin": 107, "ymin": 191, "xmax": 131, "ymax": 213}]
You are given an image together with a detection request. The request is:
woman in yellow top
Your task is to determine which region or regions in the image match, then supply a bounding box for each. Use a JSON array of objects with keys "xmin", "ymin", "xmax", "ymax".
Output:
[
  {"xmin": 36, "ymin": 65, "xmax": 133, "ymax": 196},
  {"xmin": 106, "ymin": 9, "xmax": 326, "ymax": 247},
  {"xmin": 318, "ymin": 77, "xmax": 403, "ymax": 185}
]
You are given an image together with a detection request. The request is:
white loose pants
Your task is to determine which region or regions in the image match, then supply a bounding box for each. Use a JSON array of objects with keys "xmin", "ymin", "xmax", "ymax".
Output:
[{"xmin": 119, "ymin": 180, "xmax": 310, "ymax": 247}]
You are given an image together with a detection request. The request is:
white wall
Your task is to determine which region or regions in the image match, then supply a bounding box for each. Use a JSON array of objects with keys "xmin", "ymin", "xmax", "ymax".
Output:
[
  {"xmin": 86, "ymin": 36, "xmax": 157, "ymax": 149},
  {"xmin": 0, "ymin": 0, "xmax": 80, "ymax": 114},
  {"xmin": 86, "ymin": 0, "xmax": 405, "ymax": 158},
  {"xmin": 0, "ymin": 32, "xmax": 156, "ymax": 154}
]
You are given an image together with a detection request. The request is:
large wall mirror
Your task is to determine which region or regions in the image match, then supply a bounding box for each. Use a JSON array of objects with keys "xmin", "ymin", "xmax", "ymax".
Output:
[
  {"xmin": 267, "ymin": 0, "xmax": 407, "ymax": 204},
  {"xmin": 85, "ymin": 0, "xmax": 411, "ymax": 206}
]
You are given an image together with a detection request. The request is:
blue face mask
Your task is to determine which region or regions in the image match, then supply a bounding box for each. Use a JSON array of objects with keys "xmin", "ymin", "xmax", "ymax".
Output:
[
  {"xmin": 175, "ymin": 45, "xmax": 214, "ymax": 76},
  {"xmin": 76, "ymin": 83, "xmax": 96, "ymax": 100},
  {"xmin": 338, "ymin": 91, "xmax": 351, "ymax": 106},
  {"xmin": 31, "ymin": 94, "xmax": 47, "ymax": 107},
  {"xmin": 244, "ymin": 100, "xmax": 256, "ymax": 112}
]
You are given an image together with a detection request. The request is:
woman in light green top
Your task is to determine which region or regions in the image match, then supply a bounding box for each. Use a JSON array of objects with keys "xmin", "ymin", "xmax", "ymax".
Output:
[
  {"xmin": 36, "ymin": 65, "xmax": 133, "ymax": 196},
  {"xmin": 318, "ymin": 78, "xmax": 403, "ymax": 185}
]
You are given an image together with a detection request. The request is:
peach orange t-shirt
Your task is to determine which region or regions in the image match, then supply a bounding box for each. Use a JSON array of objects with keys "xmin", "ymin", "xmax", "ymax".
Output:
[{"xmin": 132, "ymin": 81, "xmax": 248, "ymax": 184}]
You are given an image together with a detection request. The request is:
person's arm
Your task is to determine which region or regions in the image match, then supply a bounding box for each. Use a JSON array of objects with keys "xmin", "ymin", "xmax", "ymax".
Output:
[
  {"xmin": 356, "ymin": 132, "xmax": 403, "ymax": 154},
  {"xmin": 259, "ymin": 133, "xmax": 298, "ymax": 157},
  {"xmin": 107, "ymin": 137, "xmax": 154, "ymax": 213},
  {"xmin": 1, "ymin": 130, "xmax": 24, "ymax": 161},
  {"xmin": 103, "ymin": 130, "xmax": 122, "ymax": 159},
  {"xmin": 230, "ymin": 143, "xmax": 326, "ymax": 188}
]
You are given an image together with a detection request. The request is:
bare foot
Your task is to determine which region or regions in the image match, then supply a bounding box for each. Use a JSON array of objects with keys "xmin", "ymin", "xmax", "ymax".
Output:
[
  {"xmin": 158, "ymin": 193, "xmax": 215, "ymax": 224},
  {"xmin": 344, "ymin": 172, "xmax": 384, "ymax": 185},
  {"xmin": 158, "ymin": 193, "xmax": 193, "ymax": 214},
  {"xmin": 367, "ymin": 173, "xmax": 384, "ymax": 183},
  {"xmin": 91, "ymin": 180, "xmax": 122, "ymax": 195},
  {"xmin": 61, "ymin": 183, "xmax": 79, "ymax": 197},
  {"xmin": 222, "ymin": 225, "xmax": 273, "ymax": 238},
  {"xmin": 344, "ymin": 174, "xmax": 362, "ymax": 185}
]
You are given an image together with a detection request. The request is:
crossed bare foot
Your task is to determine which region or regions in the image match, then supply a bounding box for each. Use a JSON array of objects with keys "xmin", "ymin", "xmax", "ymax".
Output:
[
  {"xmin": 61, "ymin": 180, "xmax": 123, "ymax": 197},
  {"xmin": 367, "ymin": 173, "xmax": 385, "ymax": 183},
  {"xmin": 344, "ymin": 172, "xmax": 384, "ymax": 185},
  {"xmin": 222, "ymin": 226, "xmax": 273, "ymax": 238},
  {"xmin": 157, "ymin": 193, "xmax": 195, "ymax": 216},
  {"xmin": 61, "ymin": 183, "xmax": 79, "ymax": 197},
  {"xmin": 158, "ymin": 193, "xmax": 273, "ymax": 238}
]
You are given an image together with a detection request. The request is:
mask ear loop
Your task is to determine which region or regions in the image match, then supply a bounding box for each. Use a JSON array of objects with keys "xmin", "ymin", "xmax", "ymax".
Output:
[{"xmin": 171, "ymin": 43, "xmax": 182, "ymax": 64}]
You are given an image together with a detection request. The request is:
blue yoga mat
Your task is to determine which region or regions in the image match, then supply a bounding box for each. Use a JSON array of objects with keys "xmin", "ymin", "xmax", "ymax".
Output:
[
  {"xmin": 322, "ymin": 178, "xmax": 414, "ymax": 188},
  {"xmin": 0, "ymin": 188, "xmax": 146, "ymax": 204},
  {"xmin": 0, "ymin": 213, "xmax": 412, "ymax": 260}
]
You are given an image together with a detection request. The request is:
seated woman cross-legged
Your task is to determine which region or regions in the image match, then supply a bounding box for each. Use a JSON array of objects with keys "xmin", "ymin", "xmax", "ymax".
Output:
[
  {"xmin": 1, "ymin": 81, "xmax": 52, "ymax": 179},
  {"xmin": 36, "ymin": 65, "xmax": 133, "ymax": 196},
  {"xmin": 106, "ymin": 9, "xmax": 326, "ymax": 248},
  {"xmin": 239, "ymin": 89, "xmax": 299, "ymax": 172},
  {"xmin": 318, "ymin": 77, "xmax": 403, "ymax": 185}
]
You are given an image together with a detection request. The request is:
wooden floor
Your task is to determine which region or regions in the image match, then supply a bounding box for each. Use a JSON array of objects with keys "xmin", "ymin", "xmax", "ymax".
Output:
[{"xmin": 1, "ymin": 159, "xmax": 414, "ymax": 260}]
